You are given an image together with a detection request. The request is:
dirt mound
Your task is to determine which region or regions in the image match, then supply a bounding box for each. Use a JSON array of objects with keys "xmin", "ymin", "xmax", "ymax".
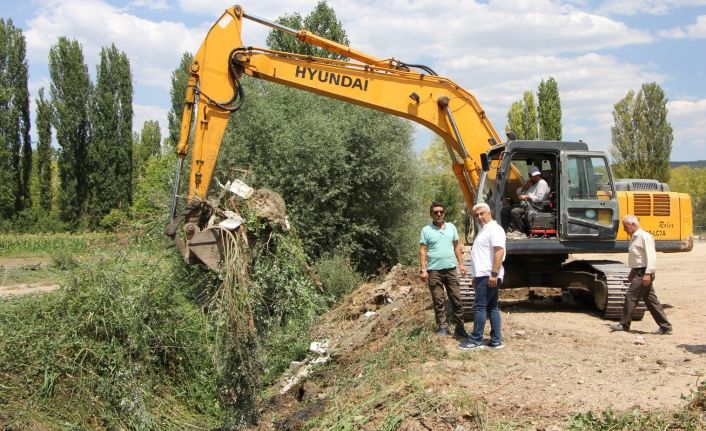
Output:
[
  {"xmin": 312, "ymin": 265, "xmax": 429, "ymax": 356},
  {"xmin": 250, "ymin": 188, "xmax": 288, "ymax": 229}
]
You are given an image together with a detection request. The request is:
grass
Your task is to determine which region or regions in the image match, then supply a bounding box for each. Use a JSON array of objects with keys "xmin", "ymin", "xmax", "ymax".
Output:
[
  {"xmin": 567, "ymin": 381, "xmax": 706, "ymax": 430},
  {"xmin": 0, "ymin": 262, "xmax": 61, "ymax": 286},
  {"xmin": 0, "ymin": 226, "xmax": 328, "ymax": 429},
  {"xmin": 302, "ymin": 326, "xmax": 469, "ymax": 430},
  {"xmin": 0, "ymin": 232, "xmax": 132, "ymax": 257},
  {"xmin": 0, "ymin": 251, "xmax": 222, "ymax": 429}
]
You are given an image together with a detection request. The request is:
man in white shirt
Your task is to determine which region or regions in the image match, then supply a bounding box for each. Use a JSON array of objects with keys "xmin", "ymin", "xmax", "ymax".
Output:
[
  {"xmin": 510, "ymin": 166, "xmax": 550, "ymax": 234},
  {"xmin": 459, "ymin": 202, "xmax": 506, "ymax": 350},
  {"xmin": 610, "ymin": 215, "xmax": 672, "ymax": 335}
]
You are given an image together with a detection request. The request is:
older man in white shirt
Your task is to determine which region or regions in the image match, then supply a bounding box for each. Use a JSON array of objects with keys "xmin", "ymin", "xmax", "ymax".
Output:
[
  {"xmin": 610, "ymin": 215, "xmax": 672, "ymax": 335},
  {"xmin": 459, "ymin": 202, "xmax": 506, "ymax": 350}
]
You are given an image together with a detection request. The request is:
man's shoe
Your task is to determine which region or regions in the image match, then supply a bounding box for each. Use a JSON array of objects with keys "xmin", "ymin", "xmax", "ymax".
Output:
[
  {"xmin": 610, "ymin": 323, "xmax": 627, "ymax": 332},
  {"xmin": 487, "ymin": 343, "xmax": 504, "ymax": 349},
  {"xmin": 454, "ymin": 326, "xmax": 471, "ymax": 339},
  {"xmin": 654, "ymin": 327, "xmax": 673, "ymax": 335},
  {"xmin": 437, "ymin": 327, "xmax": 449, "ymax": 337},
  {"xmin": 507, "ymin": 230, "xmax": 527, "ymax": 239},
  {"xmin": 458, "ymin": 340, "xmax": 486, "ymax": 350}
]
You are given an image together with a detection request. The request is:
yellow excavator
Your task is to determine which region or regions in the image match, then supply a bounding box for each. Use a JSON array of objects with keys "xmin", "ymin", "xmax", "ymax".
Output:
[{"xmin": 166, "ymin": 5, "xmax": 693, "ymax": 320}]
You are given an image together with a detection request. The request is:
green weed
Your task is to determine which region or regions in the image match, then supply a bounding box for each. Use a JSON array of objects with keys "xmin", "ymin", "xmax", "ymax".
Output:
[
  {"xmin": 50, "ymin": 251, "xmax": 78, "ymax": 270},
  {"xmin": 0, "ymin": 232, "xmax": 127, "ymax": 257}
]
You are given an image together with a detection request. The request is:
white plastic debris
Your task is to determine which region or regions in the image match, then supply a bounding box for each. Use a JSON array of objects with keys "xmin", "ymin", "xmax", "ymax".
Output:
[
  {"xmin": 364, "ymin": 311, "xmax": 377, "ymax": 318},
  {"xmin": 219, "ymin": 211, "xmax": 246, "ymax": 230},
  {"xmin": 309, "ymin": 340, "xmax": 329, "ymax": 355},
  {"xmin": 228, "ymin": 179, "xmax": 254, "ymax": 199}
]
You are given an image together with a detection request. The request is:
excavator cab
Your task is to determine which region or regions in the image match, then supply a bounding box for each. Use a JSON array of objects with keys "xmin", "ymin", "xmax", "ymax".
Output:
[{"xmin": 479, "ymin": 141, "xmax": 620, "ymax": 244}]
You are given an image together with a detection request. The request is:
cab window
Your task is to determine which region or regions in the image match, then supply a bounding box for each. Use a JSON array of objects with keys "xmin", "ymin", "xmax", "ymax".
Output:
[{"xmin": 567, "ymin": 156, "xmax": 613, "ymax": 200}]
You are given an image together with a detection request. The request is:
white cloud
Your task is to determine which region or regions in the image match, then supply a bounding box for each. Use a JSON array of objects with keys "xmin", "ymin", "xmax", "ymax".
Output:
[
  {"xmin": 133, "ymin": 103, "xmax": 169, "ymax": 139},
  {"xmin": 443, "ymin": 53, "xmax": 664, "ymax": 153},
  {"xmin": 17, "ymin": 0, "xmax": 703, "ymax": 159},
  {"xmin": 325, "ymin": 0, "xmax": 651, "ymax": 61},
  {"xmin": 24, "ymin": 0, "xmax": 205, "ymax": 91},
  {"xmin": 127, "ymin": 0, "xmax": 169, "ymax": 11},
  {"xmin": 659, "ymin": 15, "xmax": 706, "ymax": 39},
  {"xmin": 667, "ymin": 98, "xmax": 706, "ymax": 159},
  {"xmin": 596, "ymin": 0, "xmax": 706, "ymax": 16}
]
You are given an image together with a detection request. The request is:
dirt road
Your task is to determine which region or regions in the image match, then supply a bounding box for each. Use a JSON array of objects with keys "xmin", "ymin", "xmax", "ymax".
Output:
[{"xmin": 448, "ymin": 241, "xmax": 706, "ymax": 424}]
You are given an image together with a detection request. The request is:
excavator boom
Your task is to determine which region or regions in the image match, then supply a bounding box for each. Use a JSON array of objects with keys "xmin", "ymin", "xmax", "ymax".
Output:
[{"xmin": 172, "ymin": 5, "xmax": 502, "ymax": 216}]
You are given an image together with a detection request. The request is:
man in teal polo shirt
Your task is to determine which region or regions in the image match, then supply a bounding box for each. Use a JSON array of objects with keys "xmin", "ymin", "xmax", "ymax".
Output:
[{"xmin": 420, "ymin": 202, "xmax": 469, "ymax": 338}]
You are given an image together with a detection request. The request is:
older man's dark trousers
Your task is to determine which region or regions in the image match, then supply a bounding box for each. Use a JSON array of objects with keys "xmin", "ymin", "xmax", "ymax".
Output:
[
  {"xmin": 427, "ymin": 268, "xmax": 464, "ymax": 328},
  {"xmin": 620, "ymin": 268, "xmax": 671, "ymax": 330}
]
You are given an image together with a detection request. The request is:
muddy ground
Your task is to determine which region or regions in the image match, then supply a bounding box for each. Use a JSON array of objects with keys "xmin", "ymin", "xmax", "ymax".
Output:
[{"xmin": 264, "ymin": 241, "xmax": 706, "ymax": 429}]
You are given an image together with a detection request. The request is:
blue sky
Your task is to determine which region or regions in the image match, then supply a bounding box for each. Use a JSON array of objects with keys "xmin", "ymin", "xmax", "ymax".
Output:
[{"xmin": 4, "ymin": 0, "xmax": 706, "ymax": 161}]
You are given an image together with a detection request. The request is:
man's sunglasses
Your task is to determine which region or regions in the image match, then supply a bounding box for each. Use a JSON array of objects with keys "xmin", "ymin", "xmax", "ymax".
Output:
[{"xmin": 432, "ymin": 210, "xmax": 444, "ymax": 215}]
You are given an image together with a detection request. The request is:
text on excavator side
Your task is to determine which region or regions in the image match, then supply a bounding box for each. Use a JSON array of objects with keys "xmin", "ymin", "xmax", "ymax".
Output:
[{"xmin": 295, "ymin": 65, "xmax": 369, "ymax": 91}]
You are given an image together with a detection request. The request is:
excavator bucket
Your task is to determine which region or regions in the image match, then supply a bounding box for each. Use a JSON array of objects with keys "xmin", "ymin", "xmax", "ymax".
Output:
[
  {"xmin": 185, "ymin": 229, "xmax": 224, "ymax": 270},
  {"xmin": 172, "ymin": 225, "xmax": 224, "ymax": 271}
]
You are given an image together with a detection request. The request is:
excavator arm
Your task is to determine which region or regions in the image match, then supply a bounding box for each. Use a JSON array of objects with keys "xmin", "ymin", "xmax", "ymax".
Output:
[{"xmin": 167, "ymin": 5, "xmax": 505, "ymax": 267}]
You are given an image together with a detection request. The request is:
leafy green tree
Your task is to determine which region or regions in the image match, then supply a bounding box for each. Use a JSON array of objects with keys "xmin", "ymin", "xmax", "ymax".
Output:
[
  {"xmin": 537, "ymin": 77, "xmax": 562, "ymax": 140},
  {"xmin": 49, "ymin": 37, "xmax": 92, "ymax": 224},
  {"xmin": 0, "ymin": 19, "xmax": 31, "ymax": 217},
  {"xmin": 36, "ymin": 87, "xmax": 53, "ymax": 211},
  {"xmin": 266, "ymin": 1, "xmax": 349, "ymax": 60},
  {"xmin": 165, "ymin": 52, "xmax": 193, "ymax": 151},
  {"xmin": 418, "ymin": 137, "xmax": 465, "ymax": 219},
  {"xmin": 87, "ymin": 44, "xmax": 133, "ymax": 225},
  {"xmin": 133, "ymin": 120, "xmax": 161, "ymax": 188},
  {"xmin": 505, "ymin": 91, "xmax": 537, "ymax": 140},
  {"xmin": 217, "ymin": 79, "xmax": 420, "ymax": 273},
  {"xmin": 611, "ymin": 82, "xmax": 673, "ymax": 182},
  {"xmin": 669, "ymin": 166, "xmax": 706, "ymax": 232}
]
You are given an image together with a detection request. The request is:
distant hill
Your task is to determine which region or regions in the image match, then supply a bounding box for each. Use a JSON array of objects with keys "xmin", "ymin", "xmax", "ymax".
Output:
[{"xmin": 671, "ymin": 160, "xmax": 706, "ymax": 168}]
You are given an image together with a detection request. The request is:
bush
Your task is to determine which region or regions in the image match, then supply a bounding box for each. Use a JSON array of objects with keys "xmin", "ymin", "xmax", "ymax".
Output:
[
  {"xmin": 0, "ymin": 206, "xmax": 68, "ymax": 234},
  {"xmin": 50, "ymin": 251, "xmax": 77, "ymax": 270},
  {"xmin": 0, "ymin": 252, "xmax": 221, "ymax": 429},
  {"xmin": 101, "ymin": 208, "xmax": 130, "ymax": 232},
  {"xmin": 315, "ymin": 252, "xmax": 362, "ymax": 304}
]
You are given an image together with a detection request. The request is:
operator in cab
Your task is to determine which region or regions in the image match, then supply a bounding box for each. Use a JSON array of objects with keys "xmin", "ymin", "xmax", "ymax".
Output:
[{"xmin": 509, "ymin": 166, "xmax": 550, "ymax": 236}]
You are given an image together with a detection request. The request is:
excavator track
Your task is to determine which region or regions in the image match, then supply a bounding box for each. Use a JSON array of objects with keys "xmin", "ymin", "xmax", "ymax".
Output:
[
  {"xmin": 579, "ymin": 260, "xmax": 646, "ymax": 321},
  {"xmin": 457, "ymin": 258, "xmax": 646, "ymax": 321},
  {"xmin": 459, "ymin": 258, "xmax": 475, "ymax": 322}
]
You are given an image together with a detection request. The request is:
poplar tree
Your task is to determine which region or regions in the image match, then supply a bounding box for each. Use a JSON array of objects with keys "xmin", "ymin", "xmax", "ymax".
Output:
[
  {"xmin": 0, "ymin": 19, "xmax": 31, "ymax": 217},
  {"xmin": 88, "ymin": 44, "xmax": 133, "ymax": 224},
  {"xmin": 266, "ymin": 0, "xmax": 349, "ymax": 60},
  {"xmin": 133, "ymin": 120, "xmax": 161, "ymax": 183},
  {"xmin": 506, "ymin": 91, "xmax": 538, "ymax": 140},
  {"xmin": 36, "ymin": 88, "xmax": 53, "ymax": 211},
  {"xmin": 49, "ymin": 37, "xmax": 92, "ymax": 224},
  {"xmin": 165, "ymin": 52, "xmax": 193, "ymax": 151},
  {"xmin": 537, "ymin": 77, "xmax": 562, "ymax": 140},
  {"xmin": 610, "ymin": 82, "xmax": 673, "ymax": 182}
]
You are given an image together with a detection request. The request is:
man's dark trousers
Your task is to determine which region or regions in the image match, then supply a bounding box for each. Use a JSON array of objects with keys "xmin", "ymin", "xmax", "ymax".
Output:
[
  {"xmin": 427, "ymin": 268, "xmax": 464, "ymax": 328},
  {"xmin": 620, "ymin": 268, "xmax": 671, "ymax": 330}
]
